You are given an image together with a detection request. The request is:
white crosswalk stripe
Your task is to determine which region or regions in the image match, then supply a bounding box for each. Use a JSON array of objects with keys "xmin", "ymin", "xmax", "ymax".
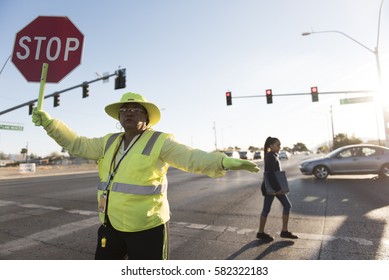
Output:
[
  {"xmin": 0, "ymin": 216, "xmax": 99, "ymax": 256},
  {"xmin": 1, "ymin": 199, "xmax": 387, "ymax": 257}
]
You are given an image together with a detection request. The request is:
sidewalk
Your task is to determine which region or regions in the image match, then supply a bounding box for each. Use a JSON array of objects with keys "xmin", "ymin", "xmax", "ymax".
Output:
[{"xmin": 0, "ymin": 164, "xmax": 98, "ymax": 179}]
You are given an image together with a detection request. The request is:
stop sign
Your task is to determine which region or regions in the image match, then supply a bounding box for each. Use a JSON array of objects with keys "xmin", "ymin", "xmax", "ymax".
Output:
[{"xmin": 12, "ymin": 16, "xmax": 84, "ymax": 83}]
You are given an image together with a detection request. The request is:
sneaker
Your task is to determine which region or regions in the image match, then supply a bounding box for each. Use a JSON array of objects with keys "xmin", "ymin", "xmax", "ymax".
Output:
[
  {"xmin": 256, "ymin": 232, "xmax": 274, "ymax": 242},
  {"xmin": 280, "ymin": 231, "xmax": 299, "ymax": 239}
]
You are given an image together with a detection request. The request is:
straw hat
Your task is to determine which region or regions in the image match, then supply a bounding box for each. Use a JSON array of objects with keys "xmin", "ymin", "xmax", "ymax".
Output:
[{"xmin": 105, "ymin": 92, "xmax": 161, "ymax": 126}]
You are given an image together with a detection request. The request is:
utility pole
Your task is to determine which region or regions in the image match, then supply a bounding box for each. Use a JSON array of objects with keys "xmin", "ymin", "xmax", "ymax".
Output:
[{"xmin": 213, "ymin": 122, "xmax": 218, "ymax": 151}]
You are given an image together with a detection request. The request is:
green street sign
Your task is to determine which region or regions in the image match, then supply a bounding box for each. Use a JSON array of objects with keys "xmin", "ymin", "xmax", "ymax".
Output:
[
  {"xmin": 0, "ymin": 124, "xmax": 24, "ymax": 131},
  {"xmin": 340, "ymin": 96, "xmax": 374, "ymax": 105}
]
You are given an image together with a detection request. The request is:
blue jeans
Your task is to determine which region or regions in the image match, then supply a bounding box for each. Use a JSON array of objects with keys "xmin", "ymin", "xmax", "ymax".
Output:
[{"xmin": 261, "ymin": 194, "xmax": 292, "ymax": 217}]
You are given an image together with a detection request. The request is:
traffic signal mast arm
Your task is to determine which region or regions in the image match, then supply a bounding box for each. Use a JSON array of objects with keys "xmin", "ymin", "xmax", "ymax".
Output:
[
  {"xmin": 231, "ymin": 89, "xmax": 376, "ymax": 99},
  {"xmin": 0, "ymin": 68, "xmax": 125, "ymax": 116}
]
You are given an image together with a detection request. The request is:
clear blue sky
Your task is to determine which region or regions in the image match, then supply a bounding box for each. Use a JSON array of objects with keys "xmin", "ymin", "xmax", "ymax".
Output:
[{"xmin": 1, "ymin": 0, "xmax": 388, "ymax": 157}]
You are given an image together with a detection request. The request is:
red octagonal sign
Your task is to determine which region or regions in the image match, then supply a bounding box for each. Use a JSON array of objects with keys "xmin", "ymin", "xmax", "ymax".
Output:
[{"xmin": 12, "ymin": 16, "xmax": 84, "ymax": 83}]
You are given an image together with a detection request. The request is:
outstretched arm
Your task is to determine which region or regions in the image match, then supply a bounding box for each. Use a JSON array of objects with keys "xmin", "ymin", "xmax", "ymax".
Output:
[
  {"xmin": 161, "ymin": 137, "xmax": 259, "ymax": 178},
  {"xmin": 222, "ymin": 157, "xmax": 260, "ymax": 173},
  {"xmin": 32, "ymin": 108, "xmax": 104, "ymax": 160}
]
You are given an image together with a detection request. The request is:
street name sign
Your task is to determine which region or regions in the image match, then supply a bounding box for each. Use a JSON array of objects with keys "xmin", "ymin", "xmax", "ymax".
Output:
[
  {"xmin": 12, "ymin": 16, "xmax": 84, "ymax": 83},
  {"xmin": 0, "ymin": 124, "xmax": 24, "ymax": 131},
  {"xmin": 340, "ymin": 96, "xmax": 374, "ymax": 105}
]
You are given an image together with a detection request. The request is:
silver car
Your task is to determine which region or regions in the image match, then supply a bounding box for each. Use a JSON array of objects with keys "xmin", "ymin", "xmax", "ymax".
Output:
[
  {"xmin": 299, "ymin": 144, "xmax": 389, "ymax": 179},
  {"xmin": 279, "ymin": 150, "xmax": 289, "ymax": 160}
]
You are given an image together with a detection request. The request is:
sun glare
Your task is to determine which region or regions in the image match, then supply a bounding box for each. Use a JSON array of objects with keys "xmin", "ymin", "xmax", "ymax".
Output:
[{"xmin": 334, "ymin": 101, "xmax": 383, "ymax": 142}]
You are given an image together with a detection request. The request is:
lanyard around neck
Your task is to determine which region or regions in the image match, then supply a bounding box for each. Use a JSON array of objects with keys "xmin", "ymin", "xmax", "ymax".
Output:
[{"xmin": 105, "ymin": 132, "xmax": 144, "ymax": 191}]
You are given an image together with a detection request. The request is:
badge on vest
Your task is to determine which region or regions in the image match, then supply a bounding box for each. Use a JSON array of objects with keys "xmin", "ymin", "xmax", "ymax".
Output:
[{"xmin": 98, "ymin": 194, "xmax": 107, "ymax": 213}]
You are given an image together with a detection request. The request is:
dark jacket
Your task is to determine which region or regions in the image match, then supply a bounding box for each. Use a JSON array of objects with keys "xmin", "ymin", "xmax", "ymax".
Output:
[{"xmin": 261, "ymin": 152, "xmax": 281, "ymax": 195}]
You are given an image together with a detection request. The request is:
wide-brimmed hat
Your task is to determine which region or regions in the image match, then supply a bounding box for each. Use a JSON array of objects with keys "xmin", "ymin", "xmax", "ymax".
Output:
[{"xmin": 105, "ymin": 92, "xmax": 161, "ymax": 126}]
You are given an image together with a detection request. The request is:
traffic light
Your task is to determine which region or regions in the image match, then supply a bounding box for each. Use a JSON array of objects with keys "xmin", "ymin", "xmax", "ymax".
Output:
[
  {"xmin": 311, "ymin": 86, "xmax": 319, "ymax": 102},
  {"xmin": 226, "ymin": 91, "xmax": 232, "ymax": 106},
  {"xmin": 82, "ymin": 83, "xmax": 89, "ymax": 98},
  {"xmin": 266, "ymin": 89, "xmax": 273, "ymax": 104},
  {"xmin": 115, "ymin": 68, "xmax": 126, "ymax": 89},
  {"xmin": 54, "ymin": 94, "xmax": 60, "ymax": 107},
  {"xmin": 28, "ymin": 103, "xmax": 34, "ymax": 115}
]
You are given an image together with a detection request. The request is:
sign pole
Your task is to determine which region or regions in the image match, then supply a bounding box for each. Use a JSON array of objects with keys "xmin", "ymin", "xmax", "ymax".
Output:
[{"xmin": 37, "ymin": 63, "xmax": 48, "ymax": 110}]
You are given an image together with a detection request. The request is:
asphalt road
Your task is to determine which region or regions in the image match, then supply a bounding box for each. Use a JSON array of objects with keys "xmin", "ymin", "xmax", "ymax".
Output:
[{"xmin": 1, "ymin": 155, "xmax": 388, "ymax": 260}]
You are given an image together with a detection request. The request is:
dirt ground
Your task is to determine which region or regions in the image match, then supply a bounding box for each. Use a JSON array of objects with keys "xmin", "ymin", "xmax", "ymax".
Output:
[{"xmin": 0, "ymin": 164, "xmax": 98, "ymax": 179}]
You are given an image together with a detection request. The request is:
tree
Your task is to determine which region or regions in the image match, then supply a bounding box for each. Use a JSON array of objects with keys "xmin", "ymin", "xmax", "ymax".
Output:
[
  {"xmin": 332, "ymin": 133, "xmax": 362, "ymax": 150},
  {"xmin": 317, "ymin": 145, "xmax": 329, "ymax": 153},
  {"xmin": 0, "ymin": 152, "xmax": 9, "ymax": 160},
  {"xmin": 293, "ymin": 142, "xmax": 308, "ymax": 152},
  {"xmin": 283, "ymin": 147, "xmax": 292, "ymax": 153},
  {"xmin": 29, "ymin": 153, "xmax": 38, "ymax": 159},
  {"xmin": 48, "ymin": 151, "xmax": 61, "ymax": 158}
]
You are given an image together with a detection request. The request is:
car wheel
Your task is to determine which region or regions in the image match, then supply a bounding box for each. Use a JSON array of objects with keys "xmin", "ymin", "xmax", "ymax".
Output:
[
  {"xmin": 379, "ymin": 163, "xmax": 389, "ymax": 179},
  {"xmin": 313, "ymin": 165, "xmax": 329, "ymax": 179}
]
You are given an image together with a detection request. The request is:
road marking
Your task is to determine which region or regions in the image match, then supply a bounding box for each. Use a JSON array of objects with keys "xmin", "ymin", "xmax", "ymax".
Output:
[
  {"xmin": 296, "ymin": 232, "xmax": 373, "ymax": 246},
  {"xmin": 0, "ymin": 209, "xmax": 54, "ymax": 223},
  {"xmin": 0, "ymin": 199, "xmax": 97, "ymax": 216},
  {"xmin": 67, "ymin": 209, "xmax": 96, "ymax": 216},
  {"xmin": 0, "ymin": 199, "xmax": 100, "ymax": 256},
  {"xmin": 0, "ymin": 216, "xmax": 100, "ymax": 256},
  {"xmin": 20, "ymin": 203, "xmax": 62, "ymax": 211},
  {"xmin": 0, "ymin": 200, "xmax": 17, "ymax": 207},
  {"xmin": 170, "ymin": 221, "xmax": 380, "ymax": 247},
  {"xmin": 1, "ymin": 199, "xmax": 387, "ymax": 255}
]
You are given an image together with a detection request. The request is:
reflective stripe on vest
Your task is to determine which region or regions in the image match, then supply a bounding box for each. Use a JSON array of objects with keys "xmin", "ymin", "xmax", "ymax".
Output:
[
  {"xmin": 100, "ymin": 130, "xmax": 166, "ymax": 195},
  {"xmin": 98, "ymin": 181, "xmax": 167, "ymax": 195},
  {"xmin": 104, "ymin": 133, "xmax": 121, "ymax": 154},
  {"xmin": 142, "ymin": 131, "xmax": 162, "ymax": 156}
]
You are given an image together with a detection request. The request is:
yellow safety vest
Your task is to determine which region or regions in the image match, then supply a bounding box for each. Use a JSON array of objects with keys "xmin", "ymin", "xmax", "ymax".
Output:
[{"xmin": 97, "ymin": 129, "xmax": 171, "ymax": 232}]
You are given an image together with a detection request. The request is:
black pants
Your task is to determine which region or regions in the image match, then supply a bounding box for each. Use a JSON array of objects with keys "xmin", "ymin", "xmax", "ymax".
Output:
[{"xmin": 95, "ymin": 221, "xmax": 168, "ymax": 260}]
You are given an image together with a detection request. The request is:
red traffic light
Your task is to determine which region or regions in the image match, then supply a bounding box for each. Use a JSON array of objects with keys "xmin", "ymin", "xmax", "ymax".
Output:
[
  {"xmin": 311, "ymin": 86, "xmax": 319, "ymax": 102},
  {"xmin": 226, "ymin": 91, "xmax": 232, "ymax": 106},
  {"xmin": 266, "ymin": 89, "xmax": 273, "ymax": 104}
]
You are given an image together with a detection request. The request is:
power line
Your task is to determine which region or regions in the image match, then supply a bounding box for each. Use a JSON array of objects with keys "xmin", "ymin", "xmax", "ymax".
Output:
[{"xmin": 0, "ymin": 55, "xmax": 11, "ymax": 76}]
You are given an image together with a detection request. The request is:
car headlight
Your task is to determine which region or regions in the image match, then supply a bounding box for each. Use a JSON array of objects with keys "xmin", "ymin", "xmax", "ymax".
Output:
[{"xmin": 300, "ymin": 162, "xmax": 310, "ymax": 168}]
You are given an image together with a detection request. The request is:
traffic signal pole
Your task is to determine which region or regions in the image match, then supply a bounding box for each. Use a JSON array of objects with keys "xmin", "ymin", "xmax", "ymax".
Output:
[{"xmin": 0, "ymin": 69, "xmax": 125, "ymax": 116}]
